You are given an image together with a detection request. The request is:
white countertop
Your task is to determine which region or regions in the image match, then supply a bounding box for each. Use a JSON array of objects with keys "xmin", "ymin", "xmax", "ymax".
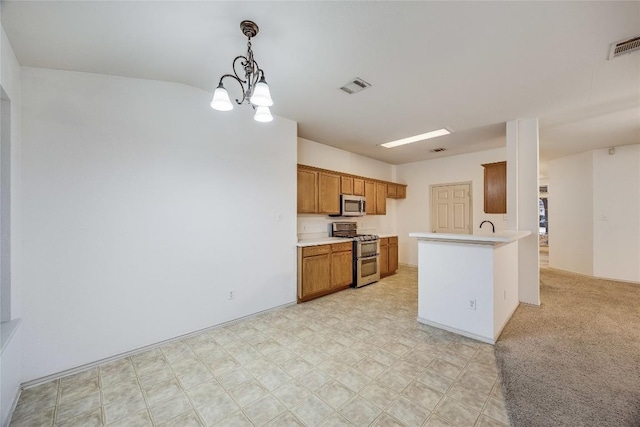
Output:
[
  {"xmin": 296, "ymin": 237, "xmax": 354, "ymax": 247},
  {"xmin": 377, "ymin": 233, "xmax": 397, "ymax": 239},
  {"xmin": 409, "ymin": 230, "xmax": 531, "ymax": 245},
  {"xmin": 297, "ymin": 233, "xmax": 398, "ymax": 247}
]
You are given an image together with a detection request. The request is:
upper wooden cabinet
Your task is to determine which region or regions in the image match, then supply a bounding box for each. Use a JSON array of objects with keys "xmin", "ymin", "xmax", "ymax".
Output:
[
  {"xmin": 297, "ymin": 168, "xmax": 318, "ymax": 213},
  {"xmin": 353, "ymin": 178, "xmax": 365, "ymax": 196},
  {"xmin": 319, "ymin": 172, "xmax": 341, "ymax": 215},
  {"xmin": 482, "ymin": 161, "xmax": 507, "ymax": 214},
  {"xmin": 297, "ymin": 164, "xmax": 407, "ymax": 215},
  {"xmin": 375, "ymin": 183, "xmax": 387, "ymax": 215},
  {"xmin": 341, "ymin": 176, "xmax": 353, "ymax": 195},
  {"xmin": 364, "ymin": 181, "xmax": 376, "ymax": 215},
  {"xmin": 387, "ymin": 184, "xmax": 407, "ymax": 199}
]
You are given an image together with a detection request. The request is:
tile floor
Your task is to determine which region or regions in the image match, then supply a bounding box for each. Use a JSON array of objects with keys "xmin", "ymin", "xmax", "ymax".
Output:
[{"xmin": 10, "ymin": 266, "xmax": 510, "ymax": 427}]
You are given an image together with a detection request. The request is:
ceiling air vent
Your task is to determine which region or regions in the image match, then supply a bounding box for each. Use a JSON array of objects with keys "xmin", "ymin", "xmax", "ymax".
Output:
[
  {"xmin": 430, "ymin": 148, "xmax": 446, "ymax": 153},
  {"xmin": 339, "ymin": 78, "xmax": 371, "ymax": 94},
  {"xmin": 608, "ymin": 35, "xmax": 640, "ymax": 60}
]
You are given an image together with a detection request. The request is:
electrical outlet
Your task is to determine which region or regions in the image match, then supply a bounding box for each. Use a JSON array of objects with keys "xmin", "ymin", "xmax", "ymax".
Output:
[
  {"xmin": 228, "ymin": 289, "xmax": 235, "ymax": 300},
  {"xmin": 468, "ymin": 299, "xmax": 476, "ymax": 310}
]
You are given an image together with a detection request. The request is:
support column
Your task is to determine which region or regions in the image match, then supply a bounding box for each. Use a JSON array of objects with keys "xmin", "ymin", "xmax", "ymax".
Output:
[{"xmin": 506, "ymin": 119, "xmax": 540, "ymax": 305}]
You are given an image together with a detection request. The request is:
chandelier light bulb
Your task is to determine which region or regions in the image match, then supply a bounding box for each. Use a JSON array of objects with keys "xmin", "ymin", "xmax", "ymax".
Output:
[
  {"xmin": 210, "ymin": 84, "xmax": 233, "ymax": 111},
  {"xmin": 254, "ymin": 106, "xmax": 273, "ymax": 123},
  {"xmin": 249, "ymin": 77, "xmax": 273, "ymax": 107}
]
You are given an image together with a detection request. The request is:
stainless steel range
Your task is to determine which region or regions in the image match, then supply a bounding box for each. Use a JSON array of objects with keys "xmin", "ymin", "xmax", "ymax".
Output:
[{"xmin": 331, "ymin": 222, "xmax": 381, "ymax": 287}]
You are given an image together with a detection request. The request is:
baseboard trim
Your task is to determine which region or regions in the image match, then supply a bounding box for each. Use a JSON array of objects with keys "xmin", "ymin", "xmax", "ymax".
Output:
[
  {"xmin": 544, "ymin": 267, "xmax": 640, "ymax": 286},
  {"xmin": 494, "ymin": 303, "xmax": 520, "ymax": 342},
  {"xmin": 21, "ymin": 301, "xmax": 297, "ymax": 389},
  {"xmin": 3, "ymin": 390, "xmax": 20, "ymax": 427},
  {"xmin": 416, "ymin": 316, "xmax": 495, "ymax": 345}
]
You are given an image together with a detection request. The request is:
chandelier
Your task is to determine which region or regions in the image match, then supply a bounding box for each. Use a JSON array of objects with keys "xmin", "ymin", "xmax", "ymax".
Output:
[{"xmin": 210, "ymin": 20, "xmax": 274, "ymax": 122}]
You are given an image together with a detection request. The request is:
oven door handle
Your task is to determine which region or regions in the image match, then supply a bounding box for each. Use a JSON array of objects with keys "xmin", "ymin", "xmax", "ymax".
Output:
[{"xmin": 358, "ymin": 253, "xmax": 380, "ymax": 260}]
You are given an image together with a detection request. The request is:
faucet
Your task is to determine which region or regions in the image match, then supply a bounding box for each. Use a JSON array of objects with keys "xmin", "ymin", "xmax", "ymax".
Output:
[{"xmin": 480, "ymin": 220, "xmax": 495, "ymax": 233}]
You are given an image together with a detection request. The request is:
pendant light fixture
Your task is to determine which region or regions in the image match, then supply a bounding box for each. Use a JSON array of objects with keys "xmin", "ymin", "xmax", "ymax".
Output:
[{"xmin": 210, "ymin": 20, "xmax": 274, "ymax": 122}]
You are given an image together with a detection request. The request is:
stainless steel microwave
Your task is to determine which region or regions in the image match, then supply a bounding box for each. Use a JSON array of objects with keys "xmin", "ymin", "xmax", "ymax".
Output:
[{"xmin": 340, "ymin": 194, "xmax": 366, "ymax": 216}]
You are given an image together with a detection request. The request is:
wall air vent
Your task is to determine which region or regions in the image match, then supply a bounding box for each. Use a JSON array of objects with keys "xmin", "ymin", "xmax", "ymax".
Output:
[
  {"xmin": 608, "ymin": 35, "xmax": 640, "ymax": 60},
  {"xmin": 339, "ymin": 78, "xmax": 371, "ymax": 94},
  {"xmin": 430, "ymin": 148, "xmax": 446, "ymax": 153}
]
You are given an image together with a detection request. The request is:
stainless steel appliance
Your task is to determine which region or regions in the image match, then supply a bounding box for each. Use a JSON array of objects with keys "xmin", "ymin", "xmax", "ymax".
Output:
[
  {"xmin": 337, "ymin": 194, "xmax": 366, "ymax": 217},
  {"xmin": 331, "ymin": 222, "xmax": 380, "ymax": 287}
]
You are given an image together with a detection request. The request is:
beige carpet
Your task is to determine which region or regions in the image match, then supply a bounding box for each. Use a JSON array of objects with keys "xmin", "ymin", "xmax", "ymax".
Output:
[{"xmin": 495, "ymin": 268, "xmax": 640, "ymax": 426}]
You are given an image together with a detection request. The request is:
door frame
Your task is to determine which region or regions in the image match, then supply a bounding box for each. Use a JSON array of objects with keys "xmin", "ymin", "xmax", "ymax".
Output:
[{"xmin": 429, "ymin": 181, "xmax": 473, "ymax": 234}]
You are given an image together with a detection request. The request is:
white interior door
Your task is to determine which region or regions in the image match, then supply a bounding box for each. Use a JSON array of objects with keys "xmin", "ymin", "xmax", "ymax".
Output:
[{"xmin": 431, "ymin": 183, "xmax": 472, "ymax": 234}]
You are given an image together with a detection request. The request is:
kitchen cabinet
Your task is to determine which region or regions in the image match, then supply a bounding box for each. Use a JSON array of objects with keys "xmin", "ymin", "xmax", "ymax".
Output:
[
  {"xmin": 297, "ymin": 164, "xmax": 408, "ymax": 215},
  {"xmin": 396, "ymin": 185, "xmax": 406, "ymax": 199},
  {"xmin": 388, "ymin": 236, "xmax": 398, "ymax": 274},
  {"xmin": 482, "ymin": 161, "xmax": 507, "ymax": 214},
  {"xmin": 376, "ymin": 183, "xmax": 387, "ymax": 215},
  {"xmin": 298, "ymin": 242, "xmax": 352, "ymax": 302},
  {"xmin": 387, "ymin": 184, "xmax": 397, "ymax": 198},
  {"xmin": 297, "ymin": 168, "xmax": 318, "ymax": 213},
  {"xmin": 364, "ymin": 180, "xmax": 376, "ymax": 215},
  {"xmin": 319, "ymin": 172, "xmax": 341, "ymax": 215},
  {"xmin": 379, "ymin": 238, "xmax": 389, "ymax": 277},
  {"xmin": 353, "ymin": 178, "xmax": 365, "ymax": 196},
  {"xmin": 380, "ymin": 236, "xmax": 398, "ymax": 278},
  {"xmin": 387, "ymin": 184, "xmax": 407, "ymax": 199},
  {"xmin": 331, "ymin": 242, "xmax": 353, "ymax": 289},
  {"xmin": 341, "ymin": 176, "xmax": 353, "ymax": 195}
]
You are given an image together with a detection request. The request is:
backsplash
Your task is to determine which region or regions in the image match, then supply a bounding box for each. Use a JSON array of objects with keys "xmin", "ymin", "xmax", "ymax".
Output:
[{"xmin": 297, "ymin": 212, "xmax": 394, "ymax": 240}]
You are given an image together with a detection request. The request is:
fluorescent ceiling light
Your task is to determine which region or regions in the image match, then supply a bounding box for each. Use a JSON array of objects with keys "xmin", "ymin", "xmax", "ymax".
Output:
[{"xmin": 381, "ymin": 128, "xmax": 451, "ymax": 148}]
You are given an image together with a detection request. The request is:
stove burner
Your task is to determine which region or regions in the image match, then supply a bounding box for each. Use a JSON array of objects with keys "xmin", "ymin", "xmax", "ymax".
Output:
[{"xmin": 353, "ymin": 234, "xmax": 379, "ymax": 242}]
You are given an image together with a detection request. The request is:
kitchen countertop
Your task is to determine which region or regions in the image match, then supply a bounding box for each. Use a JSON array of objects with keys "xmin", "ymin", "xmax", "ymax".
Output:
[
  {"xmin": 297, "ymin": 234, "xmax": 398, "ymax": 247},
  {"xmin": 409, "ymin": 230, "xmax": 531, "ymax": 245},
  {"xmin": 296, "ymin": 237, "xmax": 354, "ymax": 247}
]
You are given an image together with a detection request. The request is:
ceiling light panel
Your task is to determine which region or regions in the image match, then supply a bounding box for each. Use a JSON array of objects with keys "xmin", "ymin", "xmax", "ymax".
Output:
[{"xmin": 381, "ymin": 129, "xmax": 451, "ymax": 148}]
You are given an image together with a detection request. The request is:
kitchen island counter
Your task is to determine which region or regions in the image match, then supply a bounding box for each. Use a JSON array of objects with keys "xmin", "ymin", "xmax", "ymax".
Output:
[{"xmin": 410, "ymin": 230, "xmax": 530, "ymax": 344}]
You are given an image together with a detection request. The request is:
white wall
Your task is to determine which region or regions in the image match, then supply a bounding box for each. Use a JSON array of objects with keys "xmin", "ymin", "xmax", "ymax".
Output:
[
  {"xmin": 549, "ymin": 145, "xmax": 640, "ymax": 283},
  {"xmin": 592, "ymin": 145, "xmax": 640, "ymax": 282},
  {"xmin": 0, "ymin": 24, "xmax": 23, "ymax": 427},
  {"xmin": 548, "ymin": 151, "xmax": 594, "ymax": 275},
  {"xmin": 397, "ymin": 148, "xmax": 508, "ymax": 266},
  {"xmin": 20, "ymin": 67, "xmax": 298, "ymax": 381},
  {"xmin": 297, "ymin": 138, "xmax": 397, "ymax": 238}
]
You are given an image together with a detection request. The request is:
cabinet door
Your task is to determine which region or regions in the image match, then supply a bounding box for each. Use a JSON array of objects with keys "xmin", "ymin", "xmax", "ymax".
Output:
[
  {"xmin": 396, "ymin": 185, "xmax": 406, "ymax": 199},
  {"xmin": 301, "ymin": 253, "xmax": 331, "ymax": 298},
  {"xmin": 387, "ymin": 184, "xmax": 397, "ymax": 198},
  {"xmin": 379, "ymin": 241, "xmax": 389, "ymax": 276},
  {"xmin": 331, "ymin": 250, "xmax": 353, "ymax": 288},
  {"xmin": 375, "ymin": 182, "xmax": 387, "ymax": 215},
  {"xmin": 341, "ymin": 176, "xmax": 353, "ymax": 195},
  {"xmin": 319, "ymin": 172, "xmax": 341, "ymax": 214},
  {"xmin": 388, "ymin": 240, "xmax": 398, "ymax": 274},
  {"xmin": 297, "ymin": 168, "xmax": 318, "ymax": 213},
  {"xmin": 483, "ymin": 162, "xmax": 507, "ymax": 214},
  {"xmin": 364, "ymin": 181, "xmax": 376, "ymax": 215},
  {"xmin": 353, "ymin": 178, "xmax": 365, "ymax": 196}
]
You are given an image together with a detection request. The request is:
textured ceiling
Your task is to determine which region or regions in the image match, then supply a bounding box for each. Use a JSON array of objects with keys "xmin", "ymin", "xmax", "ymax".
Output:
[{"xmin": 2, "ymin": 1, "xmax": 639, "ymax": 174}]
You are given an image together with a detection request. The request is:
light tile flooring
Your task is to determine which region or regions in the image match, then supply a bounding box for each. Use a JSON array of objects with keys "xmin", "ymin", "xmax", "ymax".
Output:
[{"xmin": 10, "ymin": 266, "xmax": 509, "ymax": 427}]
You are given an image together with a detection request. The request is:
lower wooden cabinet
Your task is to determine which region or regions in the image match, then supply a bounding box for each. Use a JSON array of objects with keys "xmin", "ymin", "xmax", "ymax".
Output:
[
  {"xmin": 298, "ymin": 242, "xmax": 352, "ymax": 302},
  {"xmin": 380, "ymin": 236, "xmax": 399, "ymax": 277}
]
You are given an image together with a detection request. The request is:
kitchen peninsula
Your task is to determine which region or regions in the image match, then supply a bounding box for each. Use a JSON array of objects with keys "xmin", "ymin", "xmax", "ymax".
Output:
[{"xmin": 409, "ymin": 230, "xmax": 530, "ymax": 344}]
